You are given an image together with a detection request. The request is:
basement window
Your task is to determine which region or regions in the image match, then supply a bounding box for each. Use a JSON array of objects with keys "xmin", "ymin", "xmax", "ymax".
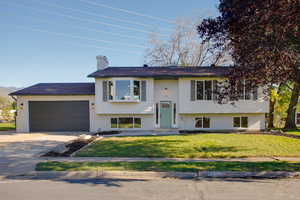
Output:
[
  {"xmin": 195, "ymin": 117, "xmax": 210, "ymax": 128},
  {"xmin": 111, "ymin": 117, "xmax": 142, "ymax": 129},
  {"xmin": 233, "ymin": 117, "xmax": 248, "ymax": 128}
]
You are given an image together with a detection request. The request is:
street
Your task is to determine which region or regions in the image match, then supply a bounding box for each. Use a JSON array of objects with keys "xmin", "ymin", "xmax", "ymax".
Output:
[{"xmin": 1, "ymin": 177, "xmax": 300, "ymax": 200}]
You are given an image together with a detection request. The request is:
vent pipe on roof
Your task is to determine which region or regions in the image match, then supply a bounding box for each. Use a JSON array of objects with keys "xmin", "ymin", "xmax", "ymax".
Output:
[{"xmin": 96, "ymin": 55, "xmax": 109, "ymax": 70}]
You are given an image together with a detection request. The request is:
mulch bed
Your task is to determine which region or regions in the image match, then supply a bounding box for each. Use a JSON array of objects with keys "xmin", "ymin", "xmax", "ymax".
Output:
[
  {"xmin": 93, "ymin": 131, "xmax": 120, "ymax": 136},
  {"xmin": 42, "ymin": 137, "xmax": 96, "ymax": 157}
]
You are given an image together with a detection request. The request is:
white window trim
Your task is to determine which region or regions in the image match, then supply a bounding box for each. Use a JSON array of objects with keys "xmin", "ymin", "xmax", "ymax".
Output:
[
  {"xmin": 233, "ymin": 116, "xmax": 249, "ymax": 128},
  {"xmin": 108, "ymin": 79, "xmax": 141, "ymax": 102},
  {"xmin": 110, "ymin": 117, "xmax": 142, "ymax": 130},
  {"xmin": 195, "ymin": 117, "xmax": 211, "ymax": 129}
]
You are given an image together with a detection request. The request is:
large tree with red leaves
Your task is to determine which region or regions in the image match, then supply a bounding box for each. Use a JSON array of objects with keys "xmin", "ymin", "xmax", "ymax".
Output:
[{"xmin": 198, "ymin": 0, "xmax": 300, "ymax": 129}]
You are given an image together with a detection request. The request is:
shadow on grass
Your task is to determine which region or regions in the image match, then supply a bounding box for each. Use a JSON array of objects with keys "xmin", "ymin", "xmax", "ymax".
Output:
[{"xmin": 75, "ymin": 138, "xmax": 248, "ymax": 158}]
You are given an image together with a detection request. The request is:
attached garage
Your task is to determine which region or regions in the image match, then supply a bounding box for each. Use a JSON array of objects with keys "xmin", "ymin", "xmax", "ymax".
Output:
[
  {"xmin": 10, "ymin": 83, "xmax": 95, "ymax": 133},
  {"xmin": 29, "ymin": 101, "xmax": 90, "ymax": 132}
]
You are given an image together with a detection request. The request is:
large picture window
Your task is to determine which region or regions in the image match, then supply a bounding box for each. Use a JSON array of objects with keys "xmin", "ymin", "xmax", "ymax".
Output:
[
  {"xmin": 108, "ymin": 80, "xmax": 141, "ymax": 101},
  {"xmin": 195, "ymin": 117, "xmax": 210, "ymax": 128},
  {"xmin": 196, "ymin": 80, "xmax": 212, "ymax": 100},
  {"xmin": 110, "ymin": 117, "xmax": 142, "ymax": 129},
  {"xmin": 115, "ymin": 80, "xmax": 131, "ymax": 100}
]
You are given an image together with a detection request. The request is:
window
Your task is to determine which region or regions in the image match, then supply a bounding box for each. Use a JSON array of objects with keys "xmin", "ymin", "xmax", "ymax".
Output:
[
  {"xmin": 233, "ymin": 117, "xmax": 248, "ymax": 128},
  {"xmin": 111, "ymin": 117, "xmax": 142, "ymax": 129},
  {"xmin": 133, "ymin": 81, "xmax": 141, "ymax": 100},
  {"xmin": 155, "ymin": 103, "xmax": 159, "ymax": 125},
  {"xmin": 233, "ymin": 117, "xmax": 241, "ymax": 127},
  {"xmin": 195, "ymin": 117, "xmax": 210, "ymax": 128},
  {"xmin": 111, "ymin": 118, "xmax": 118, "ymax": 128},
  {"xmin": 108, "ymin": 80, "xmax": 141, "ymax": 101},
  {"xmin": 115, "ymin": 80, "xmax": 131, "ymax": 100},
  {"xmin": 196, "ymin": 80, "xmax": 212, "ymax": 100},
  {"xmin": 108, "ymin": 81, "xmax": 114, "ymax": 100},
  {"xmin": 173, "ymin": 103, "xmax": 176, "ymax": 124},
  {"xmin": 119, "ymin": 117, "xmax": 133, "ymax": 128},
  {"xmin": 134, "ymin": 118, "xmax": 142, "ymax": 128},
  {"xmin": 238, "ymin": 80, "xmax": 251, "ymax": 100},
  {"xmin": 296, "ymin": 113, "xmax": 300, "ymax": 125}
]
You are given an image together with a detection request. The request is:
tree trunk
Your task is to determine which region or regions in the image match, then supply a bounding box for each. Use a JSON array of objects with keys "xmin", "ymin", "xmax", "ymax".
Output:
[
  {"xmin": 284, "ymin": 81, "xmax": 300, "ymax": 129},
  {"xmin": 268, "ymin": 99, "xmax": 275, "ymax": 129}
]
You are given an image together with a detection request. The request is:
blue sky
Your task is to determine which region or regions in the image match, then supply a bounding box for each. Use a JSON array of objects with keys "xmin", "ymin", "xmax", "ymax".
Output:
[{"xmin": 0, "ymin": 0, "xmax": 220, "ymax": 87}]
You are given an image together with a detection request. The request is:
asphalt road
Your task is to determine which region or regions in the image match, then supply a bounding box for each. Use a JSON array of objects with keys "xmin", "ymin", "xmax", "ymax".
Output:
[{"xmin": 1, "ymin": 178, "xmax": 300, "ymax": 200}]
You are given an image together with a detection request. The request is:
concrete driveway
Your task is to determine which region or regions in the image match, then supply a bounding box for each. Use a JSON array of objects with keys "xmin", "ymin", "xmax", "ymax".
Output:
[{"xmin": 0, "ymin": 132, "xmax": 76, "ymax": 176}]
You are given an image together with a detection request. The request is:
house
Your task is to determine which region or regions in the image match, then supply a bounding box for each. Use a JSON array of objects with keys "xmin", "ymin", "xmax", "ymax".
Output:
[{"xmin": 10, "ymin": 55, "xmax": 269, "ymax": 133}]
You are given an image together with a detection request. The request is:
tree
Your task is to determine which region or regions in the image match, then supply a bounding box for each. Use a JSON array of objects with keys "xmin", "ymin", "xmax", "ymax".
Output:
[
  {"xmin": 198, "ymin": 0, "xmax": 300, "ymax": 129},
  {"xmin": 274, "ymin": 84, "xmax": 293, "ymax": 128},
  {"xmin": 0, "ymin": 96, "xmax": 9, "ymax": 109},
  {"xmin": 145, "ymin": 18, "xmax": 231, "ymax": 66}
]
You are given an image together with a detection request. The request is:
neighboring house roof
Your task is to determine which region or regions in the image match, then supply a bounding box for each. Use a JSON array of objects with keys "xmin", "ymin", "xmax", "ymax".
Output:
[
  {"xmin": 10, "ymin": 83, "xmax": 95, "ymax": 96},
  {"xmin": 88, "ymin": 66, "xmax": 232, "ymax": 78}
]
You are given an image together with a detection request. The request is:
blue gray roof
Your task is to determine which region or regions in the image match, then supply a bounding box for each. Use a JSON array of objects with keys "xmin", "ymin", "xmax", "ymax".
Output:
[{"xmin": 10, "ymin": 83, "xmax": 95, "ymax": 96}]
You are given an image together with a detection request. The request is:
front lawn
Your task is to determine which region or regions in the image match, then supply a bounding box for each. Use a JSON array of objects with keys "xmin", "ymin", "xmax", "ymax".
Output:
[
  {"xmin": 75, "ymin": 134, "xmax": 300, "ymax": 158},
  {"xmin": 0, "ymin": 123, "xmax": 15, "ymax": 131},
  {"xmin": 36, "ymin": 161, "xmax": 300, "ymax": 172}
]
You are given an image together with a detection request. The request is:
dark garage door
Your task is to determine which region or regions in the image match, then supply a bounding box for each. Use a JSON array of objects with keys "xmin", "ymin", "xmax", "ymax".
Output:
[{"xmin": 29, "ymin": 101, "xmax": 90, "ymax": 132}]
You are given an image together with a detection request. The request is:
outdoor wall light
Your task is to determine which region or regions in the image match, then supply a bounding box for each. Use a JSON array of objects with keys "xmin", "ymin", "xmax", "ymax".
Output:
[
  {"xmin": 91, "ymin": 102, "xmax": 95, "ymax": 109},
  {"xmin": 20, "ymin": 103, "xmax": 24, "ymax": 110},
  {"xmin": 161, "ymin": 88, "xmax": 171, "ymax": 97}
]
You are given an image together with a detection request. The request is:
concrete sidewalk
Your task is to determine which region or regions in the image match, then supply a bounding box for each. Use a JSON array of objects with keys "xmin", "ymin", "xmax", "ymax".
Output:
[{"xmin": 43, "ymin": 156, "xmax": 300, "ymax": 163}]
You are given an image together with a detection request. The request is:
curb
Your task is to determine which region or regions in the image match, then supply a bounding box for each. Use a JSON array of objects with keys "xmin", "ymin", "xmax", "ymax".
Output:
[
  {"xmin": 9, "ymin": 170, "xmax": 300, "ymax": 180},
  {"xmin": 196, "ymin": 171, "xmax": 300, "ymax": 179}
]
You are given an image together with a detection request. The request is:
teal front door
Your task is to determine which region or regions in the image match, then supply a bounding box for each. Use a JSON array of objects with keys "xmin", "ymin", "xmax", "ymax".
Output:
[{"xmin": 160, "ymin": 101, "xmax": 172, "ymax": 128}]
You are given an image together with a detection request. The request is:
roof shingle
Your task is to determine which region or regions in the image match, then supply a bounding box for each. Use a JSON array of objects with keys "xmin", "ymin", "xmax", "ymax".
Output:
[
  {"xmin": 10, "ymin": 83, "xmax": 95, "ymax": 96},
  {"xmin": 88, "ymin": 66, "xmax": 232, "ymax": 78}
]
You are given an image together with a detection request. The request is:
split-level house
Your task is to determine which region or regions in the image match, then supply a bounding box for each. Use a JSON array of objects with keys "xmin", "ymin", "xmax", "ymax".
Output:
[{"xmin": 10, "ymin": 56, "xmax": 269, "ymax": 133}]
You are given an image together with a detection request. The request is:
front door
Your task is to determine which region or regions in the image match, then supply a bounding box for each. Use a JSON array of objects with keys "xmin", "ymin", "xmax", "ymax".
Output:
[{"xmin": 160, "ymin": 101, "xmax": 172, "ymax": 128}]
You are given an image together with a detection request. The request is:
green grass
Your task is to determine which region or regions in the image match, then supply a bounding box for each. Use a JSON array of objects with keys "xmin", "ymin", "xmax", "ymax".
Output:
[
  {"xmin": 36, "ymin": 161, "xmax": 300, "ymax": 172},
  {"xmin": 285, "ymin": 128, "xmax": 300, "ymax": 136},
  {"xmin": 75, "ymin": 134, "xmax": 300, "ymax": 158},
  {"xmin": 0, "ymin": 123, "xmax": 15, "ymax": 131}
]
